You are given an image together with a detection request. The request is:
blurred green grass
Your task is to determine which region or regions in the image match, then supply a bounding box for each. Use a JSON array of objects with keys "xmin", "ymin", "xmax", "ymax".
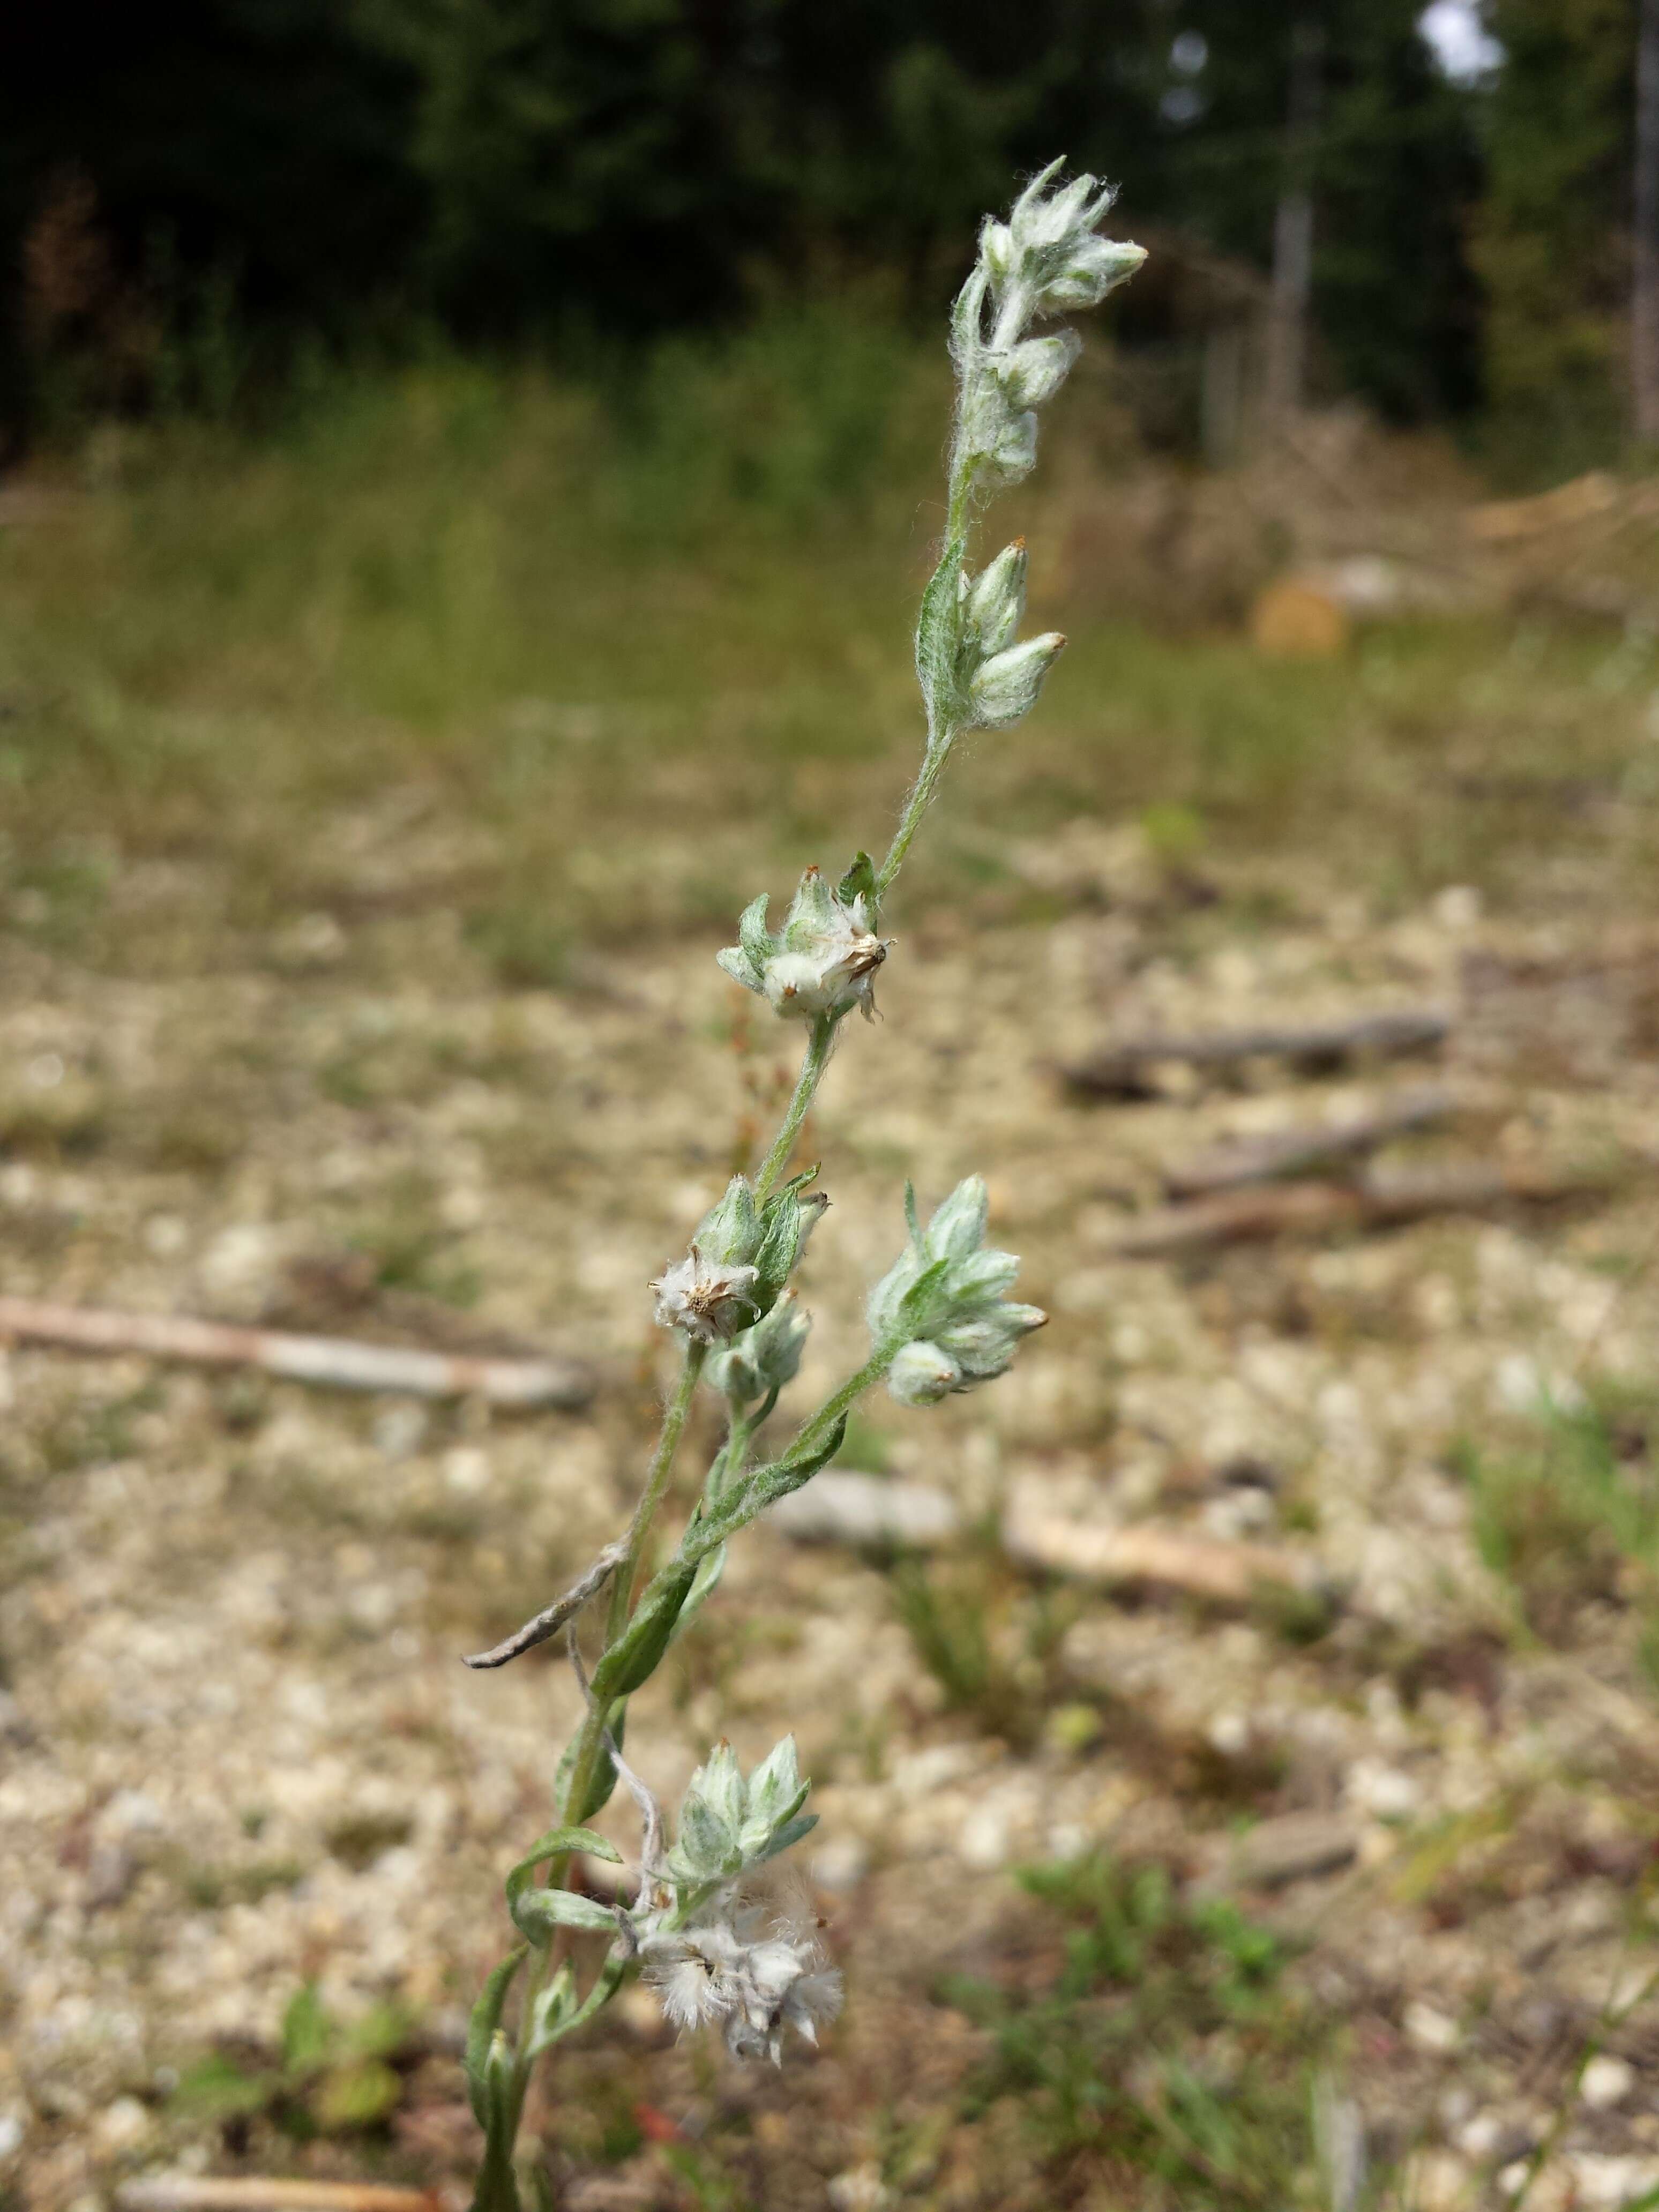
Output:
[{"xmin": 2, "ymin": 313, "xmax": 1657, "ymax": 987}]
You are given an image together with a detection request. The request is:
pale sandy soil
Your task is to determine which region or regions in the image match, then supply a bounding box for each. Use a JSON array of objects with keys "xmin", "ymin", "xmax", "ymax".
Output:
[{"xmin": 6, "ymin": 799, "xmax": 1659, "ymax": 2210}]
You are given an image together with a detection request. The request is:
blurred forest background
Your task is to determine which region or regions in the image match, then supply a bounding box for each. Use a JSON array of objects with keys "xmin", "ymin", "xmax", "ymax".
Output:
[{"xmin": 0, "ymin": 0, "xmax": 1651, "ymax": 476}]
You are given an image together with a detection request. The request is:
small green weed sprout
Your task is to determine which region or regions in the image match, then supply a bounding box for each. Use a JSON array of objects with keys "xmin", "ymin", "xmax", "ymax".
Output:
[
  {"xmin": 173, "ymin": 1980, "xmax": 419, "ymax": 2142},
  {"xmin": 455, "ymin": 167, "xmax": 1144, "ymax": 2207},
  {"xmin": 943, "ymin": 1854, "xmax": 1325, "ymax": 2208},
  {"xmin": 1455, "ymin": 1387, "xmax": 1659, "ymax": 1673}
]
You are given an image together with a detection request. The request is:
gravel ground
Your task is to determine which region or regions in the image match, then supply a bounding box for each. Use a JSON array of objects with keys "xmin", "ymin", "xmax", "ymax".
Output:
[{"xmin": 6, "ymin": 802, "xmax": 1659, "ymax": 2209}]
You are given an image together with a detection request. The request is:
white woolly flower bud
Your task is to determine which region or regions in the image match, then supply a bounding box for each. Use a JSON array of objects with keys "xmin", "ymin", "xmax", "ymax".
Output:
[
  {"xmin": 981, "ymin": 160, "xmax": 1144, "ymax": 326},
  {"xmin": 1037, "ymin": 236, "xmax": 1147, "ymax": 314},
  {"xmin": 962, "ymin": 540, "xmax": 1028, "ymax": 659},
  {"xmin": 706, "ymin": 1291, "xmax": 811, "ymax": 1404},
  {"xmin": 665, "ymin": 1737, "xmax": 817, "ymax": 1889},
  {"xmin": 718, "ymin": 860, "xmax": 891, "ymax": 1024},
  {"xmin": 978, "ymin": 218, "xmax": 1017, "ymax": 286},
  {"xmin": 967, "ymin": 631, "xmax": 1066, "ymax": 729},
  {"xmin": 969, "ymin": 401, "xmax": 1038, "ymax": 490},
  {"xmin": 886, "ymin": 1340, "xmax": 962, "ymax": 1407},
  {"xmin": 993, "ymin": 330, "xmax": 1081, "ymax": 409}
]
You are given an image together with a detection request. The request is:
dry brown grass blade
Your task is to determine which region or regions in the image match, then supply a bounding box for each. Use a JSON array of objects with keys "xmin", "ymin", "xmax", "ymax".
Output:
[{"xmin": 0, "ymin": 1295, "xmax": 594, "ymax": 1408}]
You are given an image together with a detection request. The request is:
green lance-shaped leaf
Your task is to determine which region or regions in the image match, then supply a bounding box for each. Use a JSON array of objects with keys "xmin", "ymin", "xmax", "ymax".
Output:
[
  {"xmin": 752, "ymin": 1810, "xmax": 819, "ymax": 1864},
  {"xmin": 915, "ymin": 529, "xmax": 969, "ymax": 734},
  {"xmin": 511, "ymin": 1886, "xmax": 621, "ymax": 1944},
  {"xmin": 836, "ymin": 849, "xmax": 878, "ymax": 913},
  {"xmin": 524, "ymin": 1963, "xmax": 579, "ymax": 2061},
  {"xmin": 556, "ymin": 1701, "xmax": 628, "ymax": 1826},
  {"xmin": 504, "ymin": 1825, "xmax": 621, "ymax": 1946},
  {"xmin": 679, "ymin": 1413, "xmax": 847, "ymax": 1565},
  {"xmin": 589, "ymin": 1559, "xmax": 698, "ymax": 1702},
  {"xmin": 464, "ymin": 1946, "xmax": 527, "ymax": 2128}
]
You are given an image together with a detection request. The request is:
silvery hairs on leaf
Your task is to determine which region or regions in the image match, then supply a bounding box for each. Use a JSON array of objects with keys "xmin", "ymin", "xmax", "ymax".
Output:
[
  {"xmin": 653, "ymin": 1173, "xmax": 827, "ymax": 1344},
  {"xmin": 868, "ymin": 1175, "xmax": 1046, "ymax": 1406},
  {"xmin": 718, "ymin": 857, "xmax": 890, "ymax": 1022}
]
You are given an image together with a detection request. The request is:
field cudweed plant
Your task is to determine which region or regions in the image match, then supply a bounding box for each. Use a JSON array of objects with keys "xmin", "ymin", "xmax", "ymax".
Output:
[{"xmin": 459, "ymin": 163, "xmax": 1144, "ymax": 2207}]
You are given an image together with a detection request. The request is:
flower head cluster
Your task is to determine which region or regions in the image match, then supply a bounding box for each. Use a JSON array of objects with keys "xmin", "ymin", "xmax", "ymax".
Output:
[
  {"xmin": 634, "ymin": 1740, "xmax": 839, "ymax": 2064},
  {"xmin": 706, "ymin": 1289, "xmax": 811, "ymax": 1405},
  {"xmin": 664, "ymin": 1737, "xmax": 817, "ymax": 1889},
  {"xmin": 868, "ymin": 1175, "xmax": 1046, "ymax": 1406},
  {"xmin": 978, "ymin": 160, "xmax": 1146, "ymax": 326},
  {"xmin": 923, "ymin": 165, "xmax": 1143, "ymax": 741},
  {"xmin": 653, "ymin": 1173, "xmax": 825, "ymax": 1344},
  {"xmin": 718, "ymin": 859, "xmax": 890, "ymax": 1024},
  {"xmin": 641, "ymin": 1901, "xmax": 842, "ymax": 2064},
  {"xmin": 948, "ymin": 536, "xmax": 1066, "ymax": 730}
]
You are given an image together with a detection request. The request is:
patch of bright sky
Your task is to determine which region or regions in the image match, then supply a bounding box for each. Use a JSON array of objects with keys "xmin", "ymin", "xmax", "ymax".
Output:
[{"xmin": 1419, "ymin": 0, "xmax": 1504, "ymax": 85}]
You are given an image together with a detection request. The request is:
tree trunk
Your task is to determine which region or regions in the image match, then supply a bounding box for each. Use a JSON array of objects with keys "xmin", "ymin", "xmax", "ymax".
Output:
[
  {"xmin": 1266, "ymin": 17, "xmax": 1322, "ymax": 422},
  {"xmin": 1635, "ymin": 0, "xmax": 1659, "ymax": 443}
]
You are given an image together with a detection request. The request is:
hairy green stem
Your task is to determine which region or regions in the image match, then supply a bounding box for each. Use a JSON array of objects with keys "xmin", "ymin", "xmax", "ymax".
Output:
[
  {"xmin": 877, "ymin": 420, "xmax": 983, "ymax": 898},
  {"xmin": 798, "ymin": 1355, "xmax": 885, "ymax": 1451},
  {"xmin": 606, "ymin": 1343, "xmax": 707, "ymax": 1647},
  {"xmin": 877, "ymin": 727, "xmax": 956, "ymax": 897},
  {"xmin": 754, "ymin": 1012, "xmax": 838, "ymax": 1199},
  {"xmin": 559, "ymin": 1345, "xmax": 706, "ymax": 1840},
  {"xmin": 479, "ymin": 1346, "xmax": 706, "ymax": 2198}
]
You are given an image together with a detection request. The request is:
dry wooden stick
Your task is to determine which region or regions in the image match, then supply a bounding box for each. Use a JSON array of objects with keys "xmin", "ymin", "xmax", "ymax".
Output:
[
  {"xmin": 116, "ymin": 2182, "xmax": 440, "ymax": 2212},
  {"xmin": 1163, "ymin": 1085, "xmax": 1452, "ymax": 1197},
  {"xmin": 1002, "ymin": 1502, "xmax": 1316, "ymax": 1603},
  {"xmin": 1062, "ymin": 1008, "xmax": 1450, "ymax": 1100},
  {"xmin": 0, "ymin": 1296, "xmax": 593, "ymax": 1409},
  {"xmin": 1098, "ymin": 1160, "xmax": 1613, "ymax": 1257}
]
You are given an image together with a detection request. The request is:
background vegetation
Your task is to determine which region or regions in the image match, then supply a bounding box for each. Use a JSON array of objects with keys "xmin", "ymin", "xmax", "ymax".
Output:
[{"xmin": 2, "ymin": 0, "xmax": 1648, "ymax": 470}]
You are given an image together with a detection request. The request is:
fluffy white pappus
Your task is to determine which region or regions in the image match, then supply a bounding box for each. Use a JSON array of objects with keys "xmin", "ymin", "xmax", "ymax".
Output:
[
  {"xmin": 651, "ymin": 1249, "xmax": 761, "ymax": 1343},
  {"xmin": 641, "ymin": 1902, "xmax": 843, "ymax": 2065}
]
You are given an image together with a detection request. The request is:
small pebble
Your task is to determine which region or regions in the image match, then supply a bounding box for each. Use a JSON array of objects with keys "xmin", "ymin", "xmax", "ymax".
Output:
[
  {"xmin": 444, "ymin": 1446, "xmax": 491, "ymax": 1494},
  {"xmin": 96, "ymin": 2095, "xmax": 151, "ymax": 2149},
  {"xmin": 810, "ymin": 1838, "xmax": 870, "ymax": 1893},
  {"xmin": 827, "ymin": 2166, "xmax": 890, "ymax": 2212},
  {"xmin": 1404, "ymin": 1999, "xmax": 1461, "ymax": 2054},
  {"xmin": 1581, "ymin": 2055, "xmax": 1635, "ymax": 2111}
]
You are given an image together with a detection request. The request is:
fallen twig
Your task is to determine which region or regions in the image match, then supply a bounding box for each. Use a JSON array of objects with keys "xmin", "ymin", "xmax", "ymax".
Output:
[
  {"xmin": 464, "ymin": 1541, "xmax": 627, "ymax": 1669},
  {"xmin": 1096, "ymin": 1161, "xmax": 1612, "ymax": 1257},
  {"xmin": 1002, "ymin": 1499, "xmax": 1317, "ymax": 1602},
  {"xmin": 1163, "ymin": 1085, "xmax": 1452, "ymax": 1197},
  {"xmin": 116, "ymin": 2182, "xmax": 440, "ymax": 2212},
  {"xmin": 0, "ymin": 1296, "xmax": 593, "ymax": 1409},
  {"xmin": 1062, "ymin": 1008, "xmax": 1450, "ymax": 1099}
]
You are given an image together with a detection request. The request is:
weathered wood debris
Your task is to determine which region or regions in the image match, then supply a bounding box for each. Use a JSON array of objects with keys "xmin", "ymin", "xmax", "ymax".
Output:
[{"xmin": 0, "ymin": 1296, "xmax": 593, "ymax": 1409}]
